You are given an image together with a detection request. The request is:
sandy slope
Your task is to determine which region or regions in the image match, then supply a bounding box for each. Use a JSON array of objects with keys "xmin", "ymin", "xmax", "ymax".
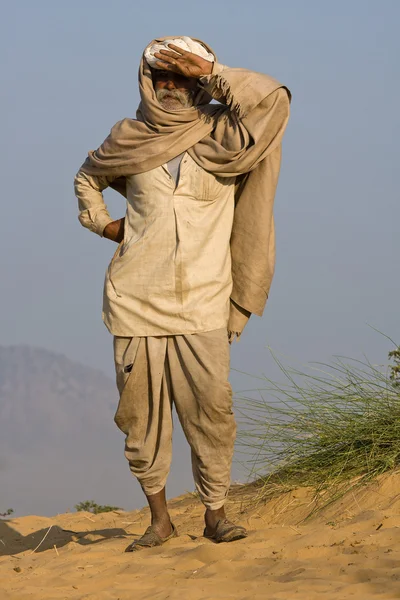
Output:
[{"xmin": 1, "ymin": 473, "xmax": 400, "ymax": 600}]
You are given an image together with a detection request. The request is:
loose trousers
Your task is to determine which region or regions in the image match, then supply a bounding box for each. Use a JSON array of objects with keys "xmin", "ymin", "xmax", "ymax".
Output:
[{"xmin": 113, "ymin": 329, "xmax": 236, "ymax": 510}]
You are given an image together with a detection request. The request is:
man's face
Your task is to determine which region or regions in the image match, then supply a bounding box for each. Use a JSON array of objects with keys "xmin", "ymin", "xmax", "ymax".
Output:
[{"xmin": 152, "ymin": 70, "xmax": 198, "ymax": 110}]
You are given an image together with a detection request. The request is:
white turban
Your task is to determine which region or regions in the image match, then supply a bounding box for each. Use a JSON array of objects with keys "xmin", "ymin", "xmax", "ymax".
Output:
[{"xmin": 144, "ymin": 36, "xmax": 215, "ymax": 69}]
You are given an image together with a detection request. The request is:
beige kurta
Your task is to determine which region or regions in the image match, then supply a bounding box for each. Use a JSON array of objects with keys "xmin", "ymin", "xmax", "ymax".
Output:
[{"xmin": 75, "ymin": 154, "xmax": 236, "ymax": 336}]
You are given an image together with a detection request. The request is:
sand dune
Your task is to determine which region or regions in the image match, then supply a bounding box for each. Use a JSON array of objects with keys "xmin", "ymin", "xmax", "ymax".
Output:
[{"xmin": 2, "ymin": 473, "xmax": 400, "ymax": 599}]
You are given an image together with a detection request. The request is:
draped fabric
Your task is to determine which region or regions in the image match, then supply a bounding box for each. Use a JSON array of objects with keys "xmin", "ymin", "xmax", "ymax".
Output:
[{"xmin": 79, "ymin": 37, "xmax": 291, "ymax": 315}]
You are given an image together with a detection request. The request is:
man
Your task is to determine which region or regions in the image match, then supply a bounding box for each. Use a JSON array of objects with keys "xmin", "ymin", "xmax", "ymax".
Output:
[{"xmin": 74, "ymin": 36, "xmax": 290, "ymax": 551}]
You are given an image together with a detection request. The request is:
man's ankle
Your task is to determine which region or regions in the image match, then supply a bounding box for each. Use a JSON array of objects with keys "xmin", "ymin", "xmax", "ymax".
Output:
[
  {"xmin": 151, "ymin": 514, "xmax": 173, "ymax": 536},
  {"xmin": 151, "ymin": 513, "xmax": 171, "ymax": 525},
  {"xmin": 145, "ymin": 487, "xmax": 172, "ymax": 536},
  {"xmin": 205, "ymin": 506, "xmax": 226, "ymax": 530}
]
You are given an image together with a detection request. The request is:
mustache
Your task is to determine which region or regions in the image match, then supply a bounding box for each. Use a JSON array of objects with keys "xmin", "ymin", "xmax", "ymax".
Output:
[{"xmin": 156, "ymin": 88, "xmax": 194, "ymax": 108}]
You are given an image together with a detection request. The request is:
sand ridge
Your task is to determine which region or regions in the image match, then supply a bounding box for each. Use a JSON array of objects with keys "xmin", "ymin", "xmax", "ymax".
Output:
[{"xmin": 1, "ymin": 473, "xmax": 400, "ymax": 599}]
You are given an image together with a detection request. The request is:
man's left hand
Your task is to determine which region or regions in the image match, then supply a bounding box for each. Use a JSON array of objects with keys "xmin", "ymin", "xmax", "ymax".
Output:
[
  {"xmin": 103, "ymin": 218, "xmax": 125, "ymax": 243},
  {"xmin": 154, "ymin": 44, "xmax": 213, "ymax": 78}
]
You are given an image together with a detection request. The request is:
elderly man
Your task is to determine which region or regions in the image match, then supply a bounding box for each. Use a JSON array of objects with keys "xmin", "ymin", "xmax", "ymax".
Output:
[{"xmin": 74, "ymin": 36, "xmax": 290, "ymax": 551}]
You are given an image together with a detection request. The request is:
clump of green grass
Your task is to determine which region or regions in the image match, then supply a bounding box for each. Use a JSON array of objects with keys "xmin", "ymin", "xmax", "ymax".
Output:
[
  {"xmin": 236, "ymin": 343, "xmax": 400, "ymax": 517},
  {"xmin": 74, "ymin": 501, "xmax": 122, "ymax": 514}
]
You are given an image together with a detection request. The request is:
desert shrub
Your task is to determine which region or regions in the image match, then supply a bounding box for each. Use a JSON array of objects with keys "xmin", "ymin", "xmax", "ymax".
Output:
[
  {"xmin": 74, "ymin": 501, "xmax": 121, "ymax": 514},
  {"xmin": 237, "ymin": 345, "xmax": 400, "ymax": 516}
]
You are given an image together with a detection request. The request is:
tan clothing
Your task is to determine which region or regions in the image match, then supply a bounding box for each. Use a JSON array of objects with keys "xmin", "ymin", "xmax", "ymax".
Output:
[
  {"xmin": 166, "ymin": 153, "xmax": 184, "ymax": 183},
  {"xmin": 113, "ymin": 329, "xmax": 235, "ymax": 510},
  {"xmin": 78, "ymin": 37, "xmax": 290, "ymax": 317},
  {"xmin": 75, "ymin": 37, "xmax": 290, "ymax": 511},
  {"xmin": 75, "ymin": 154, "xmax": 236, "ymax": 336},
  {"xmin": 74, "ymin": 38, "xmax": 290, "ymax": 514}
]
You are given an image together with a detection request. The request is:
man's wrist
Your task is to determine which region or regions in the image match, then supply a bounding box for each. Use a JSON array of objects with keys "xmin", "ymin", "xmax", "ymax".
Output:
[
  {"xmin": 201, "ymin": 60, "xmax": 213, "ymax": 76},
  {"xmin": 198, "ymin": 62, "xmax": 227, "ymax": 85}
]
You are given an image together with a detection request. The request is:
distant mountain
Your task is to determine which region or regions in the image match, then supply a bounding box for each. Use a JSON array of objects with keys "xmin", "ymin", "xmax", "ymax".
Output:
[
  {"xmin": 0, "ymin": 346, "xmax": 192, "ymax": 516},
  {"xmin": 0, "ymin": 346, "xmax": 118, "ymax": 455}
]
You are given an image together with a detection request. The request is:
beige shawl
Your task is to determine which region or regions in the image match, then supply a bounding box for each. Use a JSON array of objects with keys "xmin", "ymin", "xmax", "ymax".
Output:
[{"xmin": 81, "ymin": 37, "xmax": 291, "ymax": 317}]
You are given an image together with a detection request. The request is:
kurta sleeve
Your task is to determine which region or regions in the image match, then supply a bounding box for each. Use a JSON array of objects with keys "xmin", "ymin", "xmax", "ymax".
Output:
[
  {"xmin": 74, "ymin": 169, "xmax": 116, "ymax": 237},
  {"xmin": 199, "ymin": 62, "xmax": 290, "ymax": 122},
  {"xmin": 227, "ymin": 299, "xmax": 251, "ymax": 343}
]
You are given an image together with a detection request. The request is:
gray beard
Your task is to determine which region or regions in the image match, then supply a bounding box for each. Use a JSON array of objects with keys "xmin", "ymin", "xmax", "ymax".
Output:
[{"xmin": 156, "ymin": 88, "xmax": 194, "ymax": 110}]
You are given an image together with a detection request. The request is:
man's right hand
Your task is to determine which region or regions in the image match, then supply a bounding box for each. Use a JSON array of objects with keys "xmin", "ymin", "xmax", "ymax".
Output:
[
  {"xmin": 103, "ymin": 218, "xmax": 125, "ymax": 243},
  {"xmin": 154, "ymin": 44, "xmax": 213, "ymax": 78}
]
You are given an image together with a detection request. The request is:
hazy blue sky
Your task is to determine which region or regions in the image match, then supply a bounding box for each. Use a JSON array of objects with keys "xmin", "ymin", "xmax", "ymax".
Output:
[{"xmin": 1, "ymin": 0, "xmax": 400, "ymax": 513}]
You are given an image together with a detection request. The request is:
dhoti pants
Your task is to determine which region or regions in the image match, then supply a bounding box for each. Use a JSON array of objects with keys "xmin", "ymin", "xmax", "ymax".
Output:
[{"xmin": 113, "ymin": 328, "xmax": 236, "ymax": 510}]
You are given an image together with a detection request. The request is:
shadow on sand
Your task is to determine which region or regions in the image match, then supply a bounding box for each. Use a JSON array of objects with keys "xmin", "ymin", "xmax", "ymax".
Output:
[{"xmin": 0, "ymin": 519, "xmax": 131, "ymax": 556}]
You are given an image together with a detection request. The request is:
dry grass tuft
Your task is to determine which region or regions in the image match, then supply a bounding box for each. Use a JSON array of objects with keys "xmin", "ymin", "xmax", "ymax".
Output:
[{"xmin": 236, "ymin": 344, "xmax": 400, "ymax": 518}]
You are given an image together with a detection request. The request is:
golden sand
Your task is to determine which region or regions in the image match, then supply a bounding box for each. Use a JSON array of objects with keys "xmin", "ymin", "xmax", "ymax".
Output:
[{"xmin": 2, "ymin": 472, "xmax": 400, "ymax": 599}]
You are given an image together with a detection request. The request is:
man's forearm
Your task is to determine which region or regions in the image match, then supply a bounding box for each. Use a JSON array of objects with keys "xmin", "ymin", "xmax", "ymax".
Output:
[{"xmin": 103, "ymin": 218, "xmax": 125, "ymax": 243}]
